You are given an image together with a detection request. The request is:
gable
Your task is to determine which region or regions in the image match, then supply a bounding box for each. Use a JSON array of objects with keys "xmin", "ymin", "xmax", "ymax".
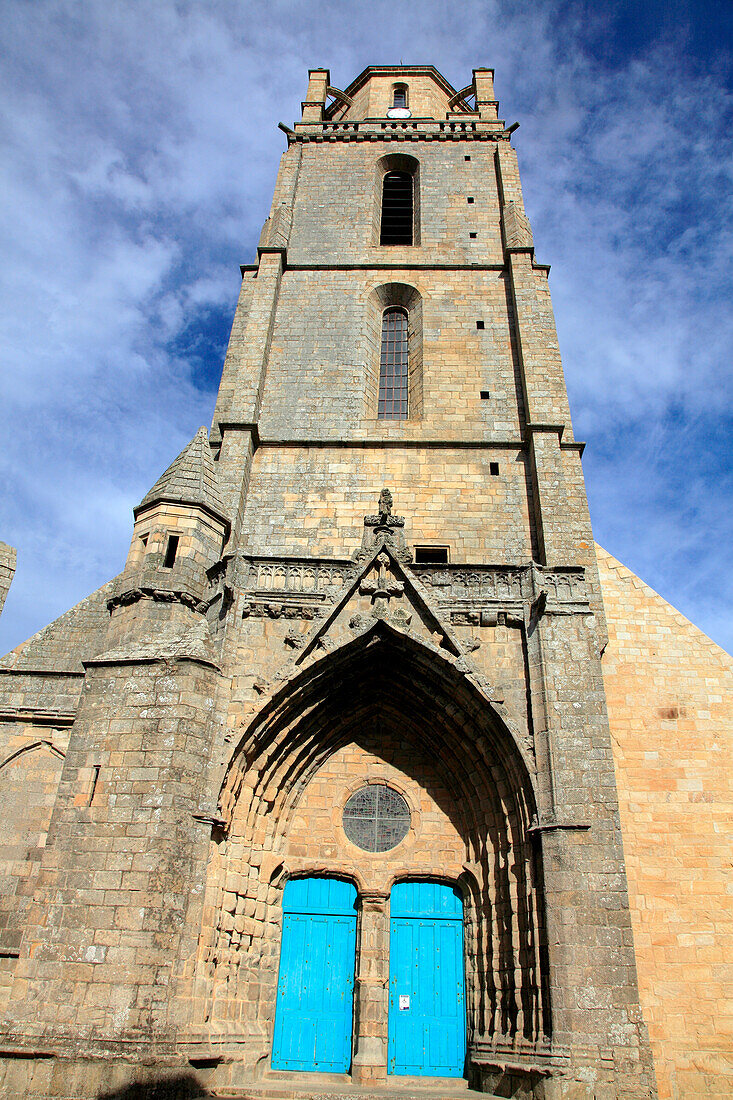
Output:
[{"xmin": 598, "ymin": 544, "xmax": 733, "ymax": 1097}]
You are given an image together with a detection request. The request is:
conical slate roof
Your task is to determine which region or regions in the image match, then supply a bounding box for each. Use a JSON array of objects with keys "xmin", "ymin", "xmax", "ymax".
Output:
[{"xmin": 134, "ymin": 426, "xmax": 228, "ymax": 527}]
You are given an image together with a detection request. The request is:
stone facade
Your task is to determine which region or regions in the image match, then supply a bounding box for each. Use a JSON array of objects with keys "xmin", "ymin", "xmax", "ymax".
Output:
[
  {"xmin": 0, "ymin": 64, "xmax": 727, "ymax": 1100},
  {"xmin": 598, "ymin": 548, "xmax": 733, "ymax": 1100}
]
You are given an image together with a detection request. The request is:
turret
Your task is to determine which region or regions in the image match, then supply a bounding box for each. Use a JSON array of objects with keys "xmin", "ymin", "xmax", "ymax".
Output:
[{"xmin": 107, "ymin": 426, "xmax": 229, "ymax": 644}]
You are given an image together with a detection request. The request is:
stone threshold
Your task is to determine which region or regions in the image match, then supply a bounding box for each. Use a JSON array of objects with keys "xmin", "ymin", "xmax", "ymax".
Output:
[{"xmin": 211, "ymin": 1074, "xmax": 488, "ymax": 1100}]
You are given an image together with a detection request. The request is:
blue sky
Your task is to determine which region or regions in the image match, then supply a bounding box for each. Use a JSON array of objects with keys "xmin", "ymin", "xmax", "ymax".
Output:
[{"xmin": 0, "ymin": 0, "xmax": 731, "ymax": 654}]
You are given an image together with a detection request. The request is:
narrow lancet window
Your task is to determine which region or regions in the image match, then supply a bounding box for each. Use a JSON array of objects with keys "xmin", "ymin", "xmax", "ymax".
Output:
[
  {"xmin": 378, "ymin": 307, "xmax": 409, "ymax": 419},
  {"xmin": 380, "ymin": 172, "xmax": 413, "ymax": 245},
  {"xmin": 393, "ymin": 84, "xmax": 407, "ymax": 108}
]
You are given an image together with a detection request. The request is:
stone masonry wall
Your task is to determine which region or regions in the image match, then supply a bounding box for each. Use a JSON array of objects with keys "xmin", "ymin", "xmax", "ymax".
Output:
[
  {"xmin": 0, "ymin": 543, "xmax": 16, "ymax": 617},
  {"xmin": 287, "ymin": 140, "xmax": 504, "ymax": 265},
  {"xmin": 258, "ymin": 268, "xmax": 523, "ymax": 439},
  {"xmin": 5, "ymin": 652, "xmax": 220, "ymax": 1048},
  {"xmin": 0, "ymin": 733, "xmax": 66, "ymax": 1010},
  {"xmin": 240, "ymin": 445, "xmax": 536, "ymax": 562},
  {"xmin": 598, "ymin": 546, "xmax": 733, "ymax": 1100}
]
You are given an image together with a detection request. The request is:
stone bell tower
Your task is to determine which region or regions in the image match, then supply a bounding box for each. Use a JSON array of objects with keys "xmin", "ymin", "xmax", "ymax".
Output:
[
  {"xmin": 201, "ymin": 64, "xmax": 657, "ymax": 1098},
  {"xmin": 0, "ymin": 65, "xmax": 661, "ymax": 1100}
]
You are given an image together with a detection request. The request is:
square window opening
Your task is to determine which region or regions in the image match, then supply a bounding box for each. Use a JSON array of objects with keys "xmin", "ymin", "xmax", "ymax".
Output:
[
  {"xmin": 480, "ymin": 390, "xmax": 491, "ymax": 400},
  {"xmin": 476, "ymin": 320, "xmax": 485, "ymax": 330},
  {"xmin": 469, "ymin": 232, "xmax": 477, "ymax": 239},
  {"xmin": 464, "ymin": 155, "xmax": 471, "ymax": 161},
  {"xmin": 414, "ymin": 546, "xmax": 449, "ymax": 565},
  {"xmin": 467, "ymin": 196, "xmax": 475, "ymax": 204}
]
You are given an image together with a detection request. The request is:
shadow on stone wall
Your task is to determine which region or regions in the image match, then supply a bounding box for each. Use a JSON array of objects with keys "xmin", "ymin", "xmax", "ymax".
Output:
[{"xmin": 97, "ymin": 1074, "xmax": 209, "ymax": 1100}]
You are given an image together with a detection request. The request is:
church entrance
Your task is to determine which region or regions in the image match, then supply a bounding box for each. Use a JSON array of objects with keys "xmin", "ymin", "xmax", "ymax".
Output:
[
  {"xmin": 388, "ymin": 881, "xmax": 466, "ymax": 1077},
  {"xmin": 271, "ymin": 877, "xmax": 357, "ymax": 1073}
]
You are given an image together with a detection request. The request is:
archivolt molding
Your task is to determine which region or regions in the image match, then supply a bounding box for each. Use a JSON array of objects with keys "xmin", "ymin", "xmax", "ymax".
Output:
[
  {"xmin": 197, "ymin": 621, "xmax": 549, "ymax": 1050},
  {"xmin": 219, "ymin": 615, "xmax": 535, "ymax": 797}
]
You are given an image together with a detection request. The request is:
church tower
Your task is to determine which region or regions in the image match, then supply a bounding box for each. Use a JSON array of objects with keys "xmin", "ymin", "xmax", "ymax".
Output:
[{"xmin": 0, "ymin": 66, "xmax": 666, "ymax": 1099}]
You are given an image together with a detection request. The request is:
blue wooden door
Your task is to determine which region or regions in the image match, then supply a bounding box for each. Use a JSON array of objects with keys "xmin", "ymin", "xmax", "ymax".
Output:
[
  {"xmin": 272, "ymin": 877, "xmax": 357, "ymax": 1073},
  {"xmin": 388, "ymin": 881, "xmax": 466, "ymax": 1077}
]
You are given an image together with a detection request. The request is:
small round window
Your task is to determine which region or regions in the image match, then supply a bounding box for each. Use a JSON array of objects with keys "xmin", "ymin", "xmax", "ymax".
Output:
[{"xmin": 343, "ymin": 785, "xmax": 410, "ymax": 853}]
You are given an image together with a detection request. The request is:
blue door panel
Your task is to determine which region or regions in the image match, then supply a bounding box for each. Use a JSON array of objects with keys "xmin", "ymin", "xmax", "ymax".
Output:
[
  {"xmin": 283, "ymin": 875, "xmax": 357, "ymax": 916},
  {"xmin": 273, "ymin": 878, "xmax": 356, "ymax": 1073},
  {"xmin": 391, "ymin": 880, "xmax": 463, "ymax": 920},
  {"xmin": 388, "ymin": 882, "xmax": 466, "ymax": 1077}
]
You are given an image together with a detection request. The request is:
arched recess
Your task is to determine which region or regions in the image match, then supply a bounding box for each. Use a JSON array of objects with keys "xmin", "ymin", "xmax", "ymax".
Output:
[
  {"xmin": 0, "ymin": 740, "xmax": 65, "ymax": 958},
  {"xmin": 373, "ymin": 153, "xmax": 421, "ymax": 246},
  {"xmin": 195, "ymin": 623, "xmax": 550, "ymax": 1065},
  {"xmin": 365, "ymin": 283, "xmax": 423, "ymax": 420}
]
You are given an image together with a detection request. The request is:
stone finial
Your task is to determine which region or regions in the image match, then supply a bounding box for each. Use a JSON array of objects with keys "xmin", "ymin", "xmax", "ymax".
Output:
[{"xmin": 360, "ymin": 489, "xmax": 410, "ymax": 562}]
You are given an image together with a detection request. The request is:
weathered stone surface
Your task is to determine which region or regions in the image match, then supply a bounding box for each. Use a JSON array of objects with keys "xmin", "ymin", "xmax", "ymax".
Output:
[
  {"xmin": 0, "ymin": 543, "xmax": 16, "ymax": 618},
  {"xmin": 0, "ymin": 63, "xmax": 727, "ymax": 1100}
]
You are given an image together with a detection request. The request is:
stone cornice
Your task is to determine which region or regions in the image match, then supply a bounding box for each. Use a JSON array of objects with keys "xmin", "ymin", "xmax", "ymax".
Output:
[
  {"xmin": 0, "ymin": 707, "xmax": 76, "ymax": 726},
  {"xmin": 287, "ymin": 119, "xmax": 509, "ymax": 145}
]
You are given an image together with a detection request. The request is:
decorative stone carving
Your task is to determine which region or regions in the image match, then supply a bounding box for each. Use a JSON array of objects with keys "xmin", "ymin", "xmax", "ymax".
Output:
[
  {"xmin": 242, "ymin": 601, "xmax": 321, "ymax": 620},
  {"xmin": 245, "ymin": 559, "xmax": 348, "ymax": 595},
  {"xmin": 107, "ymin": 585, "xmax": 210, "ymax": 615},
  {"xmin": 360, "ymin": 487, "xmax": 412, "ymax": 562}
]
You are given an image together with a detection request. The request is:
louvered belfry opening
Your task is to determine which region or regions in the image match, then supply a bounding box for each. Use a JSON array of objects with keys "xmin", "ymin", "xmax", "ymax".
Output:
[
  {"xmin": 378, "ymin": 307, "xmax": 409, "ymax": 419},
  {"xmin": 380, "ymin": 171, "xmax": 413, "ymax": 245}
]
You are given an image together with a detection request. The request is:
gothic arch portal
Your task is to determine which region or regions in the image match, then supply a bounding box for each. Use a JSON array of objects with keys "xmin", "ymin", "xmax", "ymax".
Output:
[{"xmin": 196, "ymin": 624, "xmax": 550, "ymax": 1072}]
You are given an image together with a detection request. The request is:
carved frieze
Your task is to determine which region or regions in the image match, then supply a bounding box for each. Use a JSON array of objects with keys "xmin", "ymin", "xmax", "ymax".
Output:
[{"xmin": 241, "ymin": 601, "xmax": 324, "ymax": 621}]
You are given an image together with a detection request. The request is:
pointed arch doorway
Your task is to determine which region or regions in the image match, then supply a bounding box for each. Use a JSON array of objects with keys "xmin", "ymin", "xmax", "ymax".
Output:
[
  {"xmin": 388, "ymin": 881, "xmax": 466, "ymax": 1077},
  {"xmin": 272, "ymin": 877, "xmax": 357, "ymax": 1073}
]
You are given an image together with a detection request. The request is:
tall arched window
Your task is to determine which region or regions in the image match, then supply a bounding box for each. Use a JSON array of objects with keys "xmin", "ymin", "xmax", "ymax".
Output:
[
  {"xmin": 366, "ymin": 283, "xmax": 422, "ymax": 420},
  {"xmin": 378, "ymin": 307, "xmax": 409, "ymax": 419},
  {"xmin": 392, "ymin": 84, "xmax": 408, "ymax": 109},
  {"xmin": 380, "ymin": 172, "xmax": 413, "ymax": 246}
]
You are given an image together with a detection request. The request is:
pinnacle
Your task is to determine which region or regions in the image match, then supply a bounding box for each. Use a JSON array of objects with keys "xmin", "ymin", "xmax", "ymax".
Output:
[{"xmin": 135, "ymin": 426, "xmax": 228, "ymax": 525}]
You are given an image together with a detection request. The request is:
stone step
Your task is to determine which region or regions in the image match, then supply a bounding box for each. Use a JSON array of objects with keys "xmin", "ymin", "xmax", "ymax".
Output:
[{"xmin": 212, "ymin": 1072, "xmax": 488, "ymax": 1100}]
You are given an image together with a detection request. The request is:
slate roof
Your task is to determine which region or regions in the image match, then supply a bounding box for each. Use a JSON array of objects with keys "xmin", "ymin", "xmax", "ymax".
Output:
[{"xmin": 135, "ymin": 426, "xmax": 228, "ymax": 526}]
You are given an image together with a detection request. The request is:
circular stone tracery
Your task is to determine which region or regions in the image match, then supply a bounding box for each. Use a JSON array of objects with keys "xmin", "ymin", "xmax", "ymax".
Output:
[{"xmin": 342, "ymin": 784, "xmax": 410, "ymax": 853}]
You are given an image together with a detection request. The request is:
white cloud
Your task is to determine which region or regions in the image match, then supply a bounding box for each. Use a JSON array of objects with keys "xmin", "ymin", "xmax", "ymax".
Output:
[{"xmin": 0, "ymin": 0, "xmax": 730, "ymax": 653}]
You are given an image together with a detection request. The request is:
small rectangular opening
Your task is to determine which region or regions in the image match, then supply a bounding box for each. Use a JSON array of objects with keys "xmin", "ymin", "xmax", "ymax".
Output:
[
  {"xmin": 476, "ymin": 320, "xmax": 485, "ymax": 330},
  {"xmin": 490, "ymin": 462, "xmax": 500, "ymax": 476},
  {"xmin": 480, "ymin": 390, "xmax": 491, "ymax": 400},
  {"xmin": 414, "ymin": 546, "xmax": 449, "ymax": 565},
  {"xmin": 467, "ymin": 196, "xmax": 475, "ymax": 204},
  {"xmin": 88, "ymin": 765, "xmax": 101, "ymax": 807},
  {"xmin": 464, "ymin": 155, "xmax": 471, "ymax": 161},
  {"xmin": 469, "ymin": 232, "xmax": 477, "ymax": 239},
  {"xmin": 163, "ymin": 534, "xmax": 180, "ymax": 568}
]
